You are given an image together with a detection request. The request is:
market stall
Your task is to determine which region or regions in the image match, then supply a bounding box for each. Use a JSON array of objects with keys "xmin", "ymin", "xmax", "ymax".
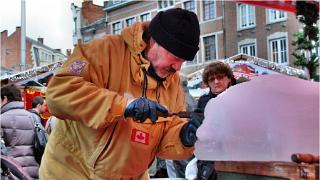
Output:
[{"xmin": 1, "ymin": 61, "xmax": 64, "ymax": 126}]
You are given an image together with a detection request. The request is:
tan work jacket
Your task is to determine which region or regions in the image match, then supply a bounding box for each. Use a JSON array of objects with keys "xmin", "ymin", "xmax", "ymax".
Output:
[{"xmin": 39, "ymin": 22, "xmax": 193, "ymax": 179}]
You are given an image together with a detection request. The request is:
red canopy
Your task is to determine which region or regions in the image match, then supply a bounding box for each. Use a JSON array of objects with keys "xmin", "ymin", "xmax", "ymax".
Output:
[{"xmin": 233, "ymin": 0, "xmax": 319, "ymax": 13}]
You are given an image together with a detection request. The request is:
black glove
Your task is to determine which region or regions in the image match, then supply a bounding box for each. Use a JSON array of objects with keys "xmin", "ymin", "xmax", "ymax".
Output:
[
  {"xmin": 124, "ymin": 97, "xmax": 168, "ymax": 123},
  {"xmin": 180, "ymin": 109, "xmax": 204, "ymax": 147}
]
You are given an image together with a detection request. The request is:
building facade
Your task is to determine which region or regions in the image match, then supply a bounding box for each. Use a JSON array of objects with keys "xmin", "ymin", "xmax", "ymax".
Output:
[
  {"xmin": 71, "ymin": 0, "xmax": 106, "ymax": 45},
  {"xmin": 73, "ymin": 0, "xmax": 303, "ymax": 74},
  {"xmin": 1, "ymin": 27, "xmax": 67, "ymax": 76}
]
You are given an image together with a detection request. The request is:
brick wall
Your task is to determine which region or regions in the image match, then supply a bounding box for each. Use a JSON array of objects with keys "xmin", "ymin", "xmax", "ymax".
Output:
[
  {"xmin": 1, "ymin": 27, "xmax": 21, "ymax": 71},
  {"xmin": 82, "ymin": 0, "xmax": 104, "ymax": 25},
  {"xmin": 1, "ymin": 27, "xmax": 34, "ymax": 71},
  {"xmin": 224, "ymin": 2, "xmax": 302, "ymax": 64},
  {"xmin": 286, "ymin": 13, "xmax": 301, "ymax": 66},
  {"xmin": 1, "ymin": 30, "xmax": 8, "ymax": 67},
  {"xmin": 83, "ymin": 1, "xmax": 302, "ymax": 67}
]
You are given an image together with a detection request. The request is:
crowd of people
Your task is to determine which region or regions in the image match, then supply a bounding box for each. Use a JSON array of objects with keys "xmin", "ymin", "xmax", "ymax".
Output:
[
  {"xmin": 1, "ymin": 85, "xmax": 43, "ymax": 179},
  {"xmin": 1, "ymin": 8, "xmax": 249, "ymax": 180}
]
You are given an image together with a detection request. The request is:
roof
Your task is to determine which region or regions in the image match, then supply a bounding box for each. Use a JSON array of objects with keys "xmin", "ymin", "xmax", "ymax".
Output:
[
  {"xmin": 27, "ymin": 37, "xmax": 66, "ymax": 57},
  {"xmin": 81, "ymin": 18, "xmax": 106, "ymax": 33}
]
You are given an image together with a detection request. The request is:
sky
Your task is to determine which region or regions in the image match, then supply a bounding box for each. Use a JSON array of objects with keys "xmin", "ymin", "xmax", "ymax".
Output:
[{"xmin": 0, "ymin": 0, "xmax": 104, "ymax": 55}]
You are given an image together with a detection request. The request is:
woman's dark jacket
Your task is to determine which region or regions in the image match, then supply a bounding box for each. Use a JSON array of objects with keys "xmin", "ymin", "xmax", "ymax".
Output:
[{"xmin": 197, "ymin": 91, "xmax": 217, "ymax": 113}]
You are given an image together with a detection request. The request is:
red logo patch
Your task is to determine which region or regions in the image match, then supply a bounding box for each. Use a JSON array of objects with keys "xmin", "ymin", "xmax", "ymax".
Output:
[{"xmin": 131, "ymin": 129, "xmax": 149, "ymax": 145}]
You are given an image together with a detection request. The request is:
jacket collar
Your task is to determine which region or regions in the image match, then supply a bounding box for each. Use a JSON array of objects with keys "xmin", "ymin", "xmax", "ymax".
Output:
[
  {"xmin": 1, "ymin": 101, "xmax": 24, "ymax": 114},
  {"xmin": 208, "ymin": 90, "xmax": 218, "ymax": 99},
  {"xmin": 121, "ymin": 22, "xmax": 178, "ymax": 90},
  {"xmin": 29, "ymin": 109, "xmax": 39, "ymax": 116}
]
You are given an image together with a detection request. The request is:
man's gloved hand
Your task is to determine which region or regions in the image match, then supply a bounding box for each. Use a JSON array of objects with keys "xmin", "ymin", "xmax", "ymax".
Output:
[
  {"xmin": 124, "ymin": 97, "xmax": 168, "ymax": 123},
  {"xmin": 180, "ymin": 109, "xmax": 204, "ymax": 147}
]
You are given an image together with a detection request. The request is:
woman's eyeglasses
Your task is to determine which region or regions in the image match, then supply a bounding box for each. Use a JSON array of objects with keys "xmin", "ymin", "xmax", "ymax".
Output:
[{"xmin": 208, "ymin": 74, "xmax": 226, "ymax": 82}]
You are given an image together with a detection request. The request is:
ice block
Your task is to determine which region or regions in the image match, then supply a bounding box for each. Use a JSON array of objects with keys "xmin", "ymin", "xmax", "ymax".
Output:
[{"xmin": 195, "ymin": 74, "xmax": 319, "ymax": 162}]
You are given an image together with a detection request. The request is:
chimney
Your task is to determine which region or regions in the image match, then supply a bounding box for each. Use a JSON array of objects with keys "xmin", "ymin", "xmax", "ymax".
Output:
[
  {"xmin": 82, "ymin": 0, "xmax": 93, "ymax": 7},
  {"xmin": 104, "ymin": 1, "xmax": 108, "ymax": 8},
  {"xmin": 1, "ymin": 30, "xmax": 8, "ymax": 38},
  {"xmin": 66, "ymin": 49, "xmax": 72, "ymax": 56},
  {"xmin": 16, "ymin": 26, "xmax": 21, "ymax": 32},
  {"xmin": 38, "ymin": 38, "xmax": 44, "ymax": 44},
  {"xmin": 54, "ymin": 49, "xmax": 61, "ymax": 53}
]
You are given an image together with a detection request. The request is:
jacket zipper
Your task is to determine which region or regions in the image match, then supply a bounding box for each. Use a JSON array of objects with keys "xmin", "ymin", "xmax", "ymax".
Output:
[{"xmin": 90, "ymin": 120, "xmax": 119, "ymax": 169}]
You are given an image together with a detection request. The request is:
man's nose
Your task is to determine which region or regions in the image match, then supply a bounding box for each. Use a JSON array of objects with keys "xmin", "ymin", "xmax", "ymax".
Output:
[{"xmin": 171, "ymin": 61, "xmax": 183, "ymax": 71}]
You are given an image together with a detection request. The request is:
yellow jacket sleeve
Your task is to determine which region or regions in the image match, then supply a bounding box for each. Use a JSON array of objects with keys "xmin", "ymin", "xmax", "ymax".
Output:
[{"xmin": 46, "ymin": 41, "xmax": 127, "ymax": 130}]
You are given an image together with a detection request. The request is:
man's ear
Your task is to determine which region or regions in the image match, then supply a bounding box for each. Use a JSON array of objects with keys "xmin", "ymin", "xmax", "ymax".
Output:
[
  {"xmin": 149, "ymin": 38, "xmax": 156, "ymax": 48},
  {"xmin": 1, "ymin": 96, "xmax": 8, "ymax": 105},
  {"xmin": 36, "ymin": 104, "xmax": 41, "ymax": 109},
  {"xmin": 145, "ymin": 38, "xmax": 156, "ymax": 57}
]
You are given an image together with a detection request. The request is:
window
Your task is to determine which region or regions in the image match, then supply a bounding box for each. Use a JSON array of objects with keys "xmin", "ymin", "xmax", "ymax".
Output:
[
  {"xmin": 83, "ymin": 36, "xmax": 92, "ymax": 43},
  {"xmin": 126, "ymin": 17, "xmax": 135, "ymax": 27},
  {"xmin": 33, "ymin": 47, "xmax": 40, "ymax": 66},
  {"xmin": 268, "ymin": 9, "xmax": 286, "ymax": 23},
  {"xmin": 112, "ymin": 22, "xmax": 122, "ymax": 34},
  {"xmin": 158, "ymin": 0, "xmax": 174, "ymax": 10},
  {"xmin": 74, "ymin": 17, "xmax": 77, "ymax": 33},
  {"xmin": 203, "ymin": 35, "xmax": 217, "ymax": 61},
  {"xmin": 184, "ymin": 0, "xmax": 196, "ymax": 14},
  {"xmin": 140, "ymin": 13, "xmax": 151, "ymax": 22},
  {"xmin": 240, "ymin": 43, "xmax": 256, "ymax": 56},
  {"xmin": 238, "ymin": 4, "xmax": 255, "ymax": 29},
  {"xmin": 269, "ymin": 37, "xmax": 287, "ymax": 64},
  {"xmin": 203, "ymin": 0, "xmax": 215, "ymax": 21}
]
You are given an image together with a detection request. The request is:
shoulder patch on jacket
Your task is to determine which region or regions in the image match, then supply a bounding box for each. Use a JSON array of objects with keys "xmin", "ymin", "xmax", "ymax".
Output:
[{"xmin": 69, "ymin": 60, "xmax": 87, "ymax": 75}]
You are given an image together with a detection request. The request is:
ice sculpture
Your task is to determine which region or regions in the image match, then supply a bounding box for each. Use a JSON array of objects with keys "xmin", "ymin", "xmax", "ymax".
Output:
[{"xmin": 195, "ymin": 74, "xmax": 319, "ymax": 162}]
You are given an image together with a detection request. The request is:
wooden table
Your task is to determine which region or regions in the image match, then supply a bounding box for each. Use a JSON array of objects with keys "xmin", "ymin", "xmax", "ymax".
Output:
[{"xmin": 215, "ymin": 161, "xmax": 319, "ymax": 180}]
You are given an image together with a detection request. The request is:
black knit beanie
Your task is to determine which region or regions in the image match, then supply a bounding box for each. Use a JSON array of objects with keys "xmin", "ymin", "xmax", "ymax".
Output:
[{"xmin": 149, "ymin": 8, "xmax": 200, "ymax": 61}]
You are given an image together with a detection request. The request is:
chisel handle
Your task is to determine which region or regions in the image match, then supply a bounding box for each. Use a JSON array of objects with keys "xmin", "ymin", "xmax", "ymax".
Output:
[
  {"xmin": 157, "ymin": 111, "xmax": 203, "ymax": 118},
  {"xmin": 291, "ymin": 153, "xmax": 319, "ymax": 164}
]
